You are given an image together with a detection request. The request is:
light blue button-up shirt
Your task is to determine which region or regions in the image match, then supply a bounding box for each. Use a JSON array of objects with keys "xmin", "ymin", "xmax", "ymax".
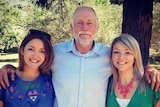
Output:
[{"xmin": 52, "ymin": 39, "xmax": 112, "ymax": 107}]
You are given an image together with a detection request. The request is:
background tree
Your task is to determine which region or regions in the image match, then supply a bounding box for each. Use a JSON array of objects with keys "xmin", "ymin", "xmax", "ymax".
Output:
[
  {"xmin": 122, "ymin": 0, "xmax": 153, "ymax": 66},
  {"xmin": 152, "ymin": 2, "xmax": 160, "ymax": 54}
]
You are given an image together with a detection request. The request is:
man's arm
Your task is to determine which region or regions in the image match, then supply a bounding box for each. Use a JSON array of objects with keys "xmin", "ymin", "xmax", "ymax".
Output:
[
  {"xmin": 0, "ymin": 64, "xmax": 16, "ymax": 89},
  {"xmin": 145, "ymin": 65, "xmax": 160, "ymax": 91}
]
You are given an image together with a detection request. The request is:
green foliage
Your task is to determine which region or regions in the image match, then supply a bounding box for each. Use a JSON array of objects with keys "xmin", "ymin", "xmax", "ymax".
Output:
[
  {"xmin": 94, "ymin": 1, "xmax": 122, "ymax": 44},
  {"xmin": 0, "ymin": 0, "xmax": 159, "ymax": 54},
  {"xmin": 17, "ymin": 1, "xmax": 74, "ymax": 43},
  {"xmin": 151, "ymin": 2, "xmax": 160, "ymax": 54},
  {"xmin": 0, "ymin": 0, "xmax": 21, "ymax": 51},
  {"xmin": 95, "ymin": 0, "xmax": 108, "ymax": 5}
]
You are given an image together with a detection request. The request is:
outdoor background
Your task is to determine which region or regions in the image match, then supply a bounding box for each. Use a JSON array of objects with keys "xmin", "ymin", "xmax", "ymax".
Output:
[{"xmin": 0, "ymin": 0, "xmax": 160, "ymax": 70}]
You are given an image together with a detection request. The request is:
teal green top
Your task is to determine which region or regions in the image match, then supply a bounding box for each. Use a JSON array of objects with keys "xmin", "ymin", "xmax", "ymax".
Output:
[{"xmin": 106, "ymin": 77, "xmax": 160, "ymax": 107}]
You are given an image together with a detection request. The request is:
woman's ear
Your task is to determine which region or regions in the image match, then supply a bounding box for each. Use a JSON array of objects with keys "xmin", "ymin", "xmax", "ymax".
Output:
[{"xmin": 20, "ymin": 48, "xmax": 24, "ymax": 55}]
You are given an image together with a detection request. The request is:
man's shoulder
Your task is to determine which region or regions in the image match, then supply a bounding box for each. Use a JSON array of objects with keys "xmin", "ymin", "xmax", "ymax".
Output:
[
  {"xmin": 96, "ymin": 42, "xmax": 110, "ymax": 48},
  {"xmin": 95, "ymin": 42, "xmax": 110, "ymax": 52},
  {"xmin": 53, "ymin": 40, "xmax": 72, "ymax": 52},
  {"xmin": 53, "ymin": 40, "xmax": 71, "ymax": 47}
]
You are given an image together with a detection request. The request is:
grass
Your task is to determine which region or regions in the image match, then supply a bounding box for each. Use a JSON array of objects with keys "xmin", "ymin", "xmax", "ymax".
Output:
[
  {"xmin": 150, "ymin": 65, "xmax": 160, "ymax": 71},
  {"xmin": 0, "ymin": 53, "xmax": 18, "ymax": 68},
  {"xmin": 0, "ymin": 53, "xmax": 18, "ymax": 60},
  {"xmin": 0, "ymin": 59, "xmax": 18, "ymax": 62},
  {"xmin": 155, "ymin": 66, "xmax": 160, "ymax": 70}
]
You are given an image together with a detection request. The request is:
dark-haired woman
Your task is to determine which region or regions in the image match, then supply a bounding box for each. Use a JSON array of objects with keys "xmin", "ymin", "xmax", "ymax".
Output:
[{"xmin": 0, "ymin": 29, "xmax": 55, "ymax": 107}]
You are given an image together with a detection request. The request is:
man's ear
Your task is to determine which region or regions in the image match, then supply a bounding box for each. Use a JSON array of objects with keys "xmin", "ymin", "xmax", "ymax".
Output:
[{"xmin": 70, "ymin": 23, "xmax": 73, "ymax": 31}]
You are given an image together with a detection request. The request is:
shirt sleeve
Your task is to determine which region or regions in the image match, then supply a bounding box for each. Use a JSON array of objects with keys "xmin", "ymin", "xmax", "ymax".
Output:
[
  {"xmin": 153, "ymin": 90, "xmax": 160, "ymax": 106},
  {"xmin": 155, "ymin": 91, "xmax": 160, "ymax": 99},
  {"xmin": 0, "ymin": 89, "xmax": 4, "ymax": 100}
]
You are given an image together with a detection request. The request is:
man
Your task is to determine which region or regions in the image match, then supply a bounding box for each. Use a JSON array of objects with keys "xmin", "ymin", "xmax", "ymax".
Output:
[
  {"xmin": 52, "ymin": 6, "xmax": 111, "ymax": 107},
  {"xmin": 0, "ymin": 6, "xmax": 160, "ymax": 107}
]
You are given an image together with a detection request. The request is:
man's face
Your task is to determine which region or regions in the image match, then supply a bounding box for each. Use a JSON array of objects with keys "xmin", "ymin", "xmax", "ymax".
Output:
[{"xmin": 71, "ymin": 7, "xmax": 98, "ymax": 47}]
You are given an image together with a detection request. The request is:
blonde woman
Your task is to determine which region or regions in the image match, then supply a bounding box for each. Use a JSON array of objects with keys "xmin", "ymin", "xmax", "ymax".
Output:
[{"xmin": 107, "ymin": 34, "xmax": 160, "ymax": 107}]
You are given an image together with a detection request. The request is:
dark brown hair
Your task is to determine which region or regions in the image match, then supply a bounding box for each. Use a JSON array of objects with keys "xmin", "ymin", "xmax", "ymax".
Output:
[{"xmin": 18, "ymin": 29, "xmax": 54, "ymax": 74}]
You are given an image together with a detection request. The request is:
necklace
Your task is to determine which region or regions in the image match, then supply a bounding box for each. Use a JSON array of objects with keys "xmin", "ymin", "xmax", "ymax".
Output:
[{"xmin": 117, "ymin": 77, "xmax": 135, "ymax": 98}]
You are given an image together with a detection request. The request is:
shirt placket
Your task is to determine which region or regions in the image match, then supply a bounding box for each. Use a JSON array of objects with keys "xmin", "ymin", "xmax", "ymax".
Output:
[{"xmin": 78, "ymin": 56, "xmax": 85, "ymax": 107}]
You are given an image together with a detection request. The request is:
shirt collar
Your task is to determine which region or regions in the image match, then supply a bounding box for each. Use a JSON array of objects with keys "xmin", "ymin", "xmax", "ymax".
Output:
[{"xmin": 66, "ymin": 39, "xmax": 100, "ymax": 57}]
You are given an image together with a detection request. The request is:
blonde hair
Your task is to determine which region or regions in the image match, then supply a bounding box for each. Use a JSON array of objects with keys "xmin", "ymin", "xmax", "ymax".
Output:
[{"xmin": 110, "ymin": 33, "xmax": 146, "ymax": 93}]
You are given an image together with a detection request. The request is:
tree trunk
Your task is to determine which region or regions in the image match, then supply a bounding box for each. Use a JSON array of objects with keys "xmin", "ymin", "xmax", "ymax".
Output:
[{"xmin": 122, "ymin": 0, "xmax": 153, "ymax": 66}]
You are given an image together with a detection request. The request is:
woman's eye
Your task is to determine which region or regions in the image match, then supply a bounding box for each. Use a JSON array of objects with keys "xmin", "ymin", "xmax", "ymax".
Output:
[
  {"xmin": 40, "ymin": 50, "xmax": 45, "ymax": 54},
  {"xmin": 28, "ymin": 48, "xmax": 33, "ymax": 51},
  {"xmin": 113, "ymin": 51, "xmax": 119, "ymax": 54},
  {"xmin": 126, "ymin": 52, "xmax": 131, "ymax": 54}
]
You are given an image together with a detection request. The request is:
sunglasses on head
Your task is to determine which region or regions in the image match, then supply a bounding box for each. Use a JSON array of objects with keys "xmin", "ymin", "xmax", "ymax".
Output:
[{"xmin": 28, "ymin": 29, "xmax": 51, "ymax": 41}]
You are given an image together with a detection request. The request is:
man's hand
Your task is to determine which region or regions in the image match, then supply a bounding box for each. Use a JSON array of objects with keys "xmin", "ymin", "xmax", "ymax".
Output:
[
  {"xmin": 0, "ymin": 64, "xmax": 16, "ymax": 89},
  {"xmin": 145, "ymin": 66, "xmax": 160, "ymax": 91}
]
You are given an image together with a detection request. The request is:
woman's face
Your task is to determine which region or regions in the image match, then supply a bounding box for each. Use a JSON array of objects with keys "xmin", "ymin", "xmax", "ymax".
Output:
[
  {"xmin": 112, "ymin": 42, "xmax": 135, "ymax": 72},
  {"xmin": 21, "ymin": 39, "xmax": 46, "ymax": 71}
]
